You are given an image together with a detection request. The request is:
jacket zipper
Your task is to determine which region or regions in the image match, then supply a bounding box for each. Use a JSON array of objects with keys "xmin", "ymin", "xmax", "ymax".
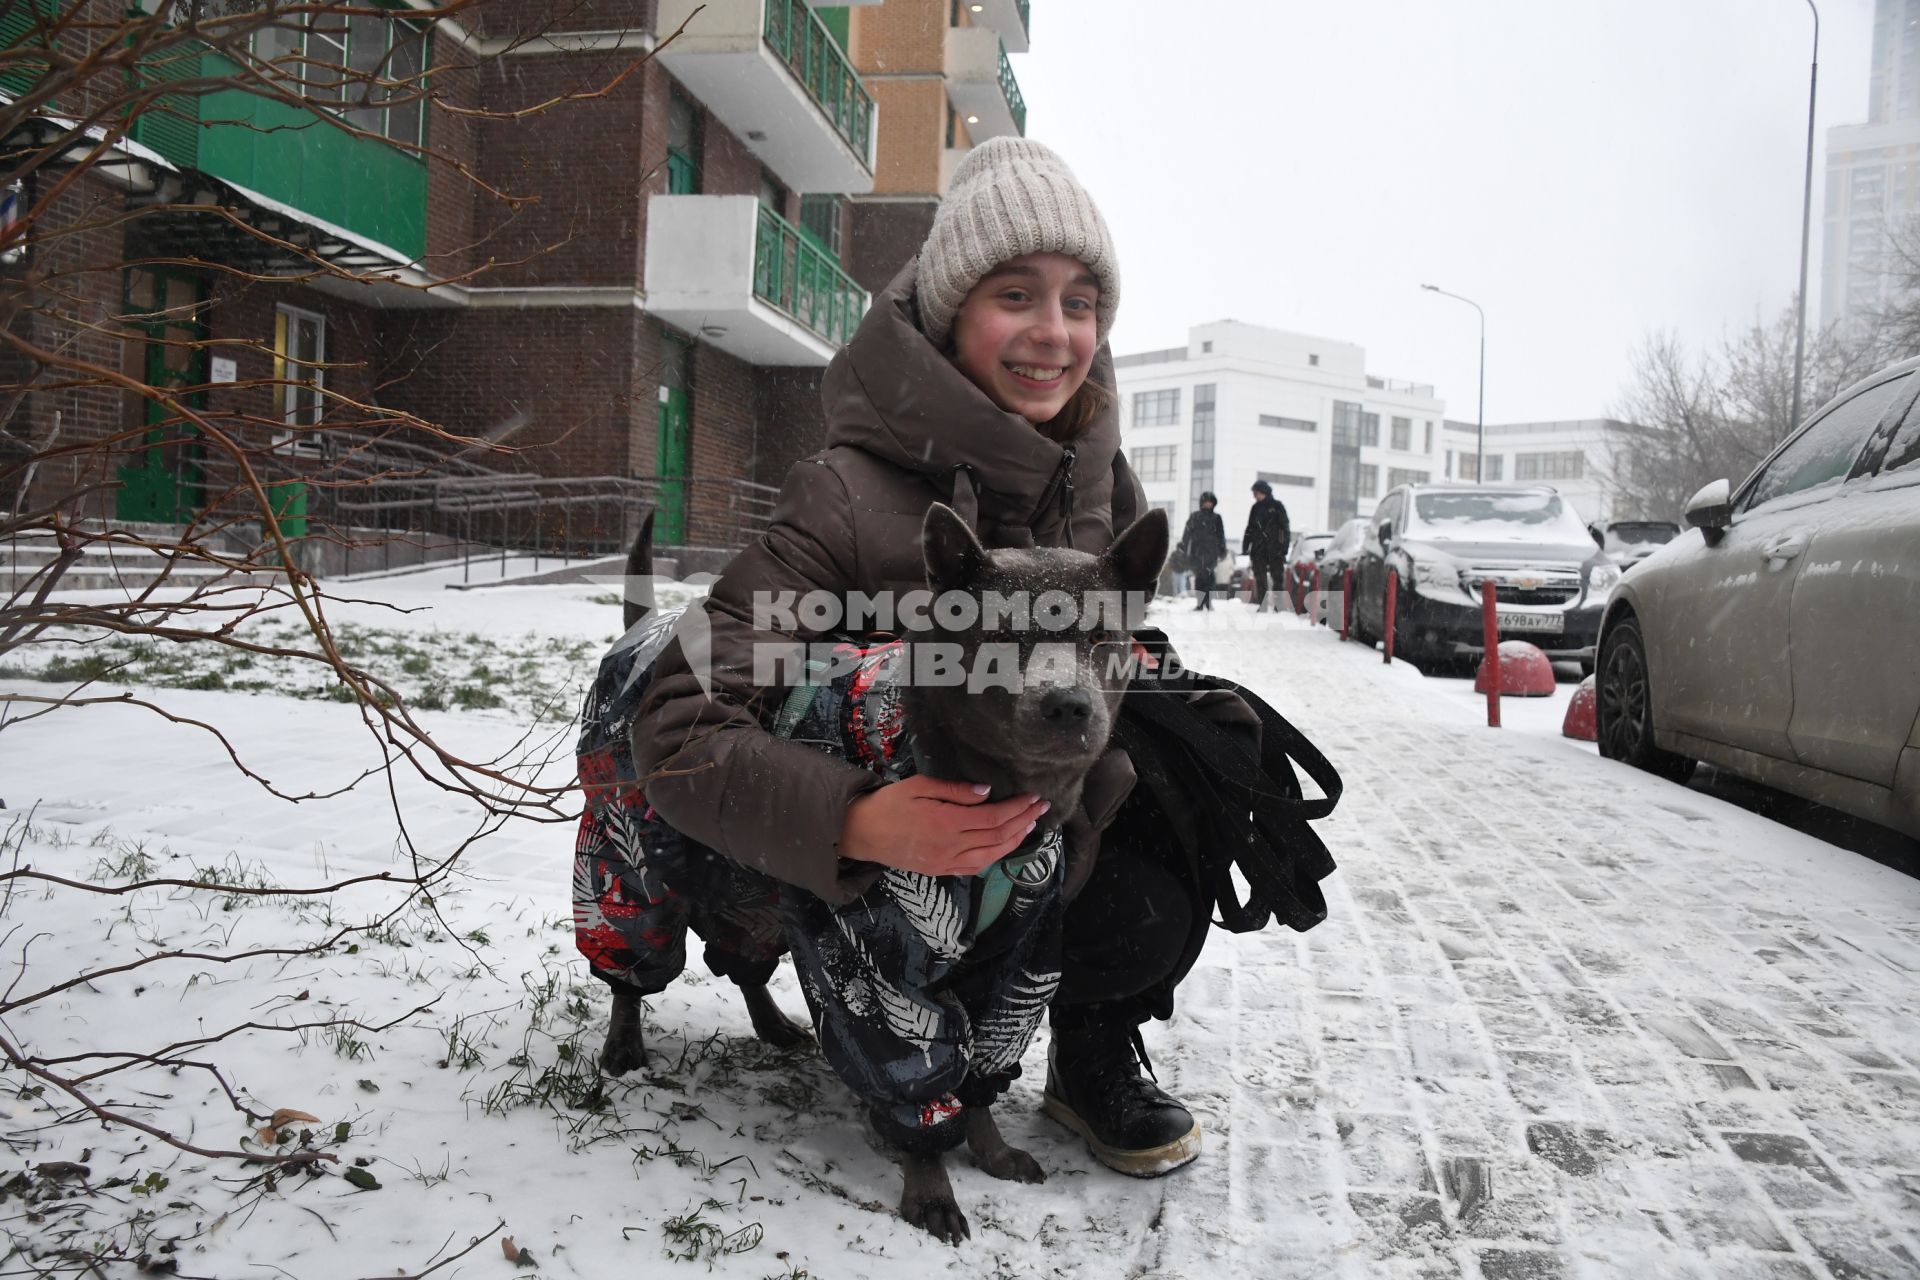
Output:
[{"xmin": 1031, "ymin": 445, "xmax": 1077, "ymax": 544}]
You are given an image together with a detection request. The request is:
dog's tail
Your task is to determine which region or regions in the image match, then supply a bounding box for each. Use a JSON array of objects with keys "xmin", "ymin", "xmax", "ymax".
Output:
[{"xmin": 623, "ymin": 508, "xmax": 655, "ymax": 630}]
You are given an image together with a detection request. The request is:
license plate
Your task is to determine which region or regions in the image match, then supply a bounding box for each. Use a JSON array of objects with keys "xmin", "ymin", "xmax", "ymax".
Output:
[{"xmin": 1497, "ymin": 611, "xmax": 1563, "ymax": 635}]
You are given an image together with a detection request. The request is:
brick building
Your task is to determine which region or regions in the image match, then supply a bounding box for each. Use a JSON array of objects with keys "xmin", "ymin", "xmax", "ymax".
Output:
[{"xmin": 1, "ymin": 0, "xmax": 1033, "ymax": 562}]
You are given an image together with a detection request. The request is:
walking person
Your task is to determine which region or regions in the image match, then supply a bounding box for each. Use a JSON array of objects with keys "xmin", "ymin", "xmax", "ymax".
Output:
[
  {"xmin": 1243, "ymin": 479, "xmax": 1290, "ymax": 612},
  {"xmin": 1176, "ymin": 491, "xmax": 1226, "ymax": 611}
]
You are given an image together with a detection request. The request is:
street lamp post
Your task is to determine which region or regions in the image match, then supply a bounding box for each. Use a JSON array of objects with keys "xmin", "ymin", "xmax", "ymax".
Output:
[
  {"xmin": 1422, "ymin": 284, "xmax": 1485, "ymax": 480},
  {"xmin": 1789, "ymin": 0, "xmax": 1821, "ymax": 443}
]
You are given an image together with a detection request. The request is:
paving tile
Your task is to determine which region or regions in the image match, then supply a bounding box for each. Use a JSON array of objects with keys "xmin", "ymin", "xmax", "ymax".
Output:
[
  {"xmin": 1791, "ymin": 1213, "xmax": 1920, "ymax": 1280},
  {"xmin": 1498, "ymin": 1050, "xmax": 1605, "ymax": 1119},
  {"xmin": 1723, "ymin": 1132, "xmax": 1855, "ymax": 1211},
  {"xmin": 1336, "ymin": 1111, "xmax": 1433, "ymax": 1190},
  {"xmin": 1474, "ymin": 1247, "xmax": 1569, "ymax": 1280},
  {"xmin": 1524, "ymin": 1122, "xmax": 1615, "ymax": 1178}
]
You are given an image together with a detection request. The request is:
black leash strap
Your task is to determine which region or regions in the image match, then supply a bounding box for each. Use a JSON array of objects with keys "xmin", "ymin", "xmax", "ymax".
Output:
[{"xmin": 1117, "ymin": 630, "xmax": 1342, "ymax": 933}]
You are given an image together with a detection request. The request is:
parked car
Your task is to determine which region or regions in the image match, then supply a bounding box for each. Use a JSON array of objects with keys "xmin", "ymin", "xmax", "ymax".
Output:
[
  {"xmin": 1318, "ymin": 518, "xmax": 1369, "ymax": 582},
  {"xmin": 1349, "ymin": 483, "xmax": 1618, "ymax": 674},
  {"xmin": 1588, "ymin": 518, "xmax": 1681, "ymax": 571},
  {"xmin": 1595, "ymin": 356, "xmax": 1920, "ymax": 838},
  {"xmin": 1316, "ymin": 518, "xmax": 1369, "ymax": 622},
  {"xmin": 1284, "ymin": 530, "xmax": 1336, "ymax": 612}
]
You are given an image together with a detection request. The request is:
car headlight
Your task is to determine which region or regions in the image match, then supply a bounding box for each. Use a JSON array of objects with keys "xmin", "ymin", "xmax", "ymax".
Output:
[
  {"xmin": 1411, "ymin": 556, "xmax": 1463, "ymax": 591},
  {"xmin": 1588, "ymin": 563, "xmax": 1622, "ymax": 592}
]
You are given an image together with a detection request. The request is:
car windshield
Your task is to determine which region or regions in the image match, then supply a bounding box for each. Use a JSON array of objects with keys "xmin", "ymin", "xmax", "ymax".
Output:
[
  {"xmin": 1603, "ymin": 522, "xmax": 1678, "ymax": 550},
  {"xmin": 1298, "ymin": 535, "xmax": 1333, "ymax": 556},
  {"xmin": 1413, "ymin": 489, "xmax": 1569, "ymax": 527}
]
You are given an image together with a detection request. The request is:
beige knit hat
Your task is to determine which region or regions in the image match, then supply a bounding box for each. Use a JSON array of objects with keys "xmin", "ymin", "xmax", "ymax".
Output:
[{"xmin": 914, "ymin": 136, "xmax": 1120, "ymax": 348}]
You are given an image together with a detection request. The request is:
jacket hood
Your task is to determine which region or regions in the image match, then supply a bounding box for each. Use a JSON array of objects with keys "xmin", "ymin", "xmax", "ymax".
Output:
[{"xmin": 821, "ymin": 258, "xmax": 1121, "ymax": 537}]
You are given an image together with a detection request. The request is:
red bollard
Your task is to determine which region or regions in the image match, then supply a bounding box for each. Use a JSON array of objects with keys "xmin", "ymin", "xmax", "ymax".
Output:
[
  {"xmin": 1382, "ymin": 570, "xmax": 1398, "ymax": 664},
  {"xmin": 1311, "ymin": 565, "xmax": 1323, "ymax": 623},
  {"xmin": 1480, "ymin": 579, "xmax": 1502, "ymax": 728},
  {"xmin": 1341, "ymin": 567, "xmax": 1353, "ymax": 641},
  {"xmin": 1562, "ymin": 675, "xmax": 1598, "ymax": 741}
]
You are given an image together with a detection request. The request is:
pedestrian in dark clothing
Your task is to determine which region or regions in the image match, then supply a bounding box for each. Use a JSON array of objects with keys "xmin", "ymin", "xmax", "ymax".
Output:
[
  {"xmin": 1176, "ymin": 492, "xmax": 1226, "ymax": 611},
  {"xmin": 1244, "ymin": 480, "xmax": 1290, "ymax": 612}
]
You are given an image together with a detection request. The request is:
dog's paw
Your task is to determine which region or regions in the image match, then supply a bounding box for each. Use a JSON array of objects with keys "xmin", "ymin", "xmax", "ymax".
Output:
[
  {"xmin": 741, "ymin": 985, "xmax": 813, "ymax": 1050},
  {"xmin": 598, "ymin": 1029, "xmax": 647, "ymax": 1077},
  {"xmin": 974, "ymin": 1142, "xmax": 1046, "ymax": 1184},
  {"xmin": 901, "ymin": 1190, "xmax": 971, "ymax": 1244}
]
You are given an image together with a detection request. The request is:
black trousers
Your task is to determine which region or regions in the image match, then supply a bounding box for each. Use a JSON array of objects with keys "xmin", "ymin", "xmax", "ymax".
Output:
[
  {"xmin": 1249, "ymin": 555, "xmax": 1283, "ymax": 605},
  {"xmin": 1054, "ymin": 784, "xmax": 1210, "ymax": 1030},
  {"xmin": 1190, "ymin": 562, "xmax": 1216, "ymax": 609}
]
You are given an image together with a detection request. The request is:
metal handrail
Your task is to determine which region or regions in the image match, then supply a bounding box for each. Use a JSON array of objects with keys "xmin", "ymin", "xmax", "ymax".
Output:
[
  {"xmin": 754, "ymin": 201, "xmax": 868, "ymax": 346},
  {"xmin": 184, "ymin": 431, "xmax": 781, "ymax": 579},
  {"xmin": 762, "ymin": 0, "xmax": 874, "ymax": 167}
]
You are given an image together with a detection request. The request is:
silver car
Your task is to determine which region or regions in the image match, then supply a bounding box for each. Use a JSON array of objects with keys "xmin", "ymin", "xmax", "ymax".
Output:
[{"xmin": 1595, "ymin": 357, "xmax": 1920, "ymax": 838}]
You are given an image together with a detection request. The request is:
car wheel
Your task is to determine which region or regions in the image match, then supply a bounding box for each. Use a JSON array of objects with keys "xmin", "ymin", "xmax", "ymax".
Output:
[{"xmin": 1596, "ymin": 617, "xmax": 1695, "ymax": 783}]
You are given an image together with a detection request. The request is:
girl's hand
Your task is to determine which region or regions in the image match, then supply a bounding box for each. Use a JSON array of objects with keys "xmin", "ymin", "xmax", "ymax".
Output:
[{"xmin": 840, "ymin": 779, "xmax": 1049, "ymax": 877}]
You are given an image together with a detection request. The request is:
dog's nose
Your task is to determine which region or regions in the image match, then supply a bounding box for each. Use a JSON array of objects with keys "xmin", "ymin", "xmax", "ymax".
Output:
[{"xmin": 1039, "ymin": 687, "xmax": 1093, "ymax": 728}]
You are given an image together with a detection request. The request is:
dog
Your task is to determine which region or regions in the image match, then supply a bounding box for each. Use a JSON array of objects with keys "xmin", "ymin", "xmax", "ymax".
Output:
[
  {"xmin": 589, "ymin": 502, "xmax": 1168, "ymax": 1242},
  {"xmin": 597, "ymin": 508, "xmax": 810, "ymax": 1074}
]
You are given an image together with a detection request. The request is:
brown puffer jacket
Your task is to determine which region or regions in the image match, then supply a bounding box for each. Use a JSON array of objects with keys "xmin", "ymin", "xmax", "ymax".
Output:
[{"xmin": 630, "ymin": 259, "xmax": 1145, "ymax": 906}]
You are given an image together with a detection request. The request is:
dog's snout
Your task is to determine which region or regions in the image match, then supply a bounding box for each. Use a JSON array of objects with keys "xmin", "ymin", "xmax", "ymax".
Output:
[{"xmin": 1039, "ymin": 687, "xmax": 1093, "ymax": 728}]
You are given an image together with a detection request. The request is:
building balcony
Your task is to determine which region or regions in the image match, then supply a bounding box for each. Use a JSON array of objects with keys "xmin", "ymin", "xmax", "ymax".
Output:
[
  {"xmin": 961, "ymin": 0, "xmax": 1030, "ymax": 54},
  {"xmin": 645, "ymin": 195, "xmax": 869, "ymax": 367},
  {"xmin": 102, "ymin": 39, "xmax": 427, "ymax": 260},
  {"xmin": 944, "ymin": 25, "xmax": 1026, "ymax": 142},
  {"xmin": 656, "ymin": 0, "xmax": 876, "ymax": 194}
]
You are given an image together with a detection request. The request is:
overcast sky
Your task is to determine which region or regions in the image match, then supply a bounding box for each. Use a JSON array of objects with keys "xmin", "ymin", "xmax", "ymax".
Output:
[{"xmin": 1015, "ymin": 0, "xmax": 1874, "ymax": 424}]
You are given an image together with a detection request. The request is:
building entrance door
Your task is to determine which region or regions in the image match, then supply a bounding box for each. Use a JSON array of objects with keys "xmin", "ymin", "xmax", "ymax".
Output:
[
  {"xmin": 116, "ymin": 268, "xmax": 207, "ymax": 524},
  {"xmin": 656, "ymin": 335, "xmax": 690, "ymax": 544}
]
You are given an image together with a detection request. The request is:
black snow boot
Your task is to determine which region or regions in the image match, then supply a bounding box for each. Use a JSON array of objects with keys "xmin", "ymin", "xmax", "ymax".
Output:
[{"xmin": 1043, "ymin": 1019, "xmax": 1201, "ymax": 1177}]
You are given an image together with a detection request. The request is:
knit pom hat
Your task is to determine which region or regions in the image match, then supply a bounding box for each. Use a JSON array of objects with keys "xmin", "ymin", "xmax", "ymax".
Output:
[{"xmin": 914, "ymin": 137, "xmax": 1120, "ymax": 348}]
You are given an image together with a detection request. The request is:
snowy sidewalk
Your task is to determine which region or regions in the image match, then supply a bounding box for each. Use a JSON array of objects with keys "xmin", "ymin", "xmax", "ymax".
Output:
[
  {"xmin": 1142, "ymin": 604, "xmax": 1920, "ymax": 1280},
  {"xmin": 0, "ymin": 586, "xmax": 1915, "ymax": 1279}
]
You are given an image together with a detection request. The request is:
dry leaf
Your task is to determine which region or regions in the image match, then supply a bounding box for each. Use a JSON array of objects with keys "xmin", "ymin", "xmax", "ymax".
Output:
[
  {"xmin": 255, "ymin": 1126, "xmax": 277, "ymax": 1145},
  {"xmin": 270, "ymin": 1108, "xmax": 320, "ymax": 1128},
  {"xmin": 501, "ymin": 1237, "xmax": 520, "ymax": 1263}
]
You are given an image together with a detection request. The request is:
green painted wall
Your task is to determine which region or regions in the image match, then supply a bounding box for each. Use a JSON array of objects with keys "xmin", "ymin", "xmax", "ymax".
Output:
[
  {"xmin": 193, "ymin": 52, "xmax": 427, "ymax": 259},
  {"xmin": 815, "ymin": 6, "xmax": 850, "ymax": 52}
]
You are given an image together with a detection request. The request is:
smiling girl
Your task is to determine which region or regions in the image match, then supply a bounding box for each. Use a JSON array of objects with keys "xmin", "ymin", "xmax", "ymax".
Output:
[{"xmin": 632, "ymin": 139, "xmax": 1205, "ymax": 1237}]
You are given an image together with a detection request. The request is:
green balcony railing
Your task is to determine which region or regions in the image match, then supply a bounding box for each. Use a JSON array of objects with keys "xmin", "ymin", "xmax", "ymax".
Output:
[
  {"xmin": 127, "ymin": 38, "xmax": 206, "ymax": 170},
  {"xmin": 0, "ymin": 0, "xmax": 57, "ymax": 97},
  {"xmin": 1015, "ymin": 0, "xmax": 1031, "ymax": 40},
  {"xmin": 996, "ymin": 41, "xmax": 1026, "ymax": 136},
  {"xmin": 754, "ymin": 202, "xmax": 868, "ymax": 348},
  {"xmin": 762, "ymin": 0, "xmax": 875, "ymax": 169}
]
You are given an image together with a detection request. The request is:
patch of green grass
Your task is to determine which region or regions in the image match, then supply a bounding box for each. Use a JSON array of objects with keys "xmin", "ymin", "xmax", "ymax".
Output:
[
  {"xmin": 6, "ymin": 619, "xmax": 595, "ymax": 722},
  {"xmin": 660, "ymin": 1200, "xmax": 764, "ymax": 1264}
]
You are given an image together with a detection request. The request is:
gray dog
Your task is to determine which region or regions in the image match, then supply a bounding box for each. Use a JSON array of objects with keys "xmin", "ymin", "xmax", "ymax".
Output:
[
  {"xmin": 597, "ymin": 502, "xmax": 1168, "ymax": 1242},
  {"xmin": 880, "ymin": 502, "xmax": 1168, "ymax": 1240}
]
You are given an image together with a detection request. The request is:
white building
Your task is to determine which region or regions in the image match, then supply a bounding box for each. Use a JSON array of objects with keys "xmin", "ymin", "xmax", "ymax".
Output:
[
  {"xmin": 1441, "ymin": 418, "xmax": 1651, "ymax": 525},
  {"xmin": 1821, "ymin": 0, "xmax": 1920, "ymax": 328},
  {"xmin": 1113, "ymin": 320, "xmax": 1447, "ymax": 545}
]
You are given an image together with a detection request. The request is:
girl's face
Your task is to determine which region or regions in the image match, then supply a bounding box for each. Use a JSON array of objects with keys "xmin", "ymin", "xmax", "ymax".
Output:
[{"xmin": 949, "ymin": 251, "xmax": 1100, "ymax": 426}]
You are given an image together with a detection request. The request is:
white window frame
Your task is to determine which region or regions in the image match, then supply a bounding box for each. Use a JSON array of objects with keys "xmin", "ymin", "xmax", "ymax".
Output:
[{"xmin": 273, "ymin": 303, "xmax": 328, "ymax": 458}]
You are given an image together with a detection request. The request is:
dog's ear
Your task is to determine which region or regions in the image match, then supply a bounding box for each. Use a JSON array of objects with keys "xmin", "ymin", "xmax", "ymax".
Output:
[
  {"xmin": 1102, "ymin": 509, "xmax": 1170, "ymax": 592},
  {"xmin": 923, "ymin": 502, "xmax": 987, "ymax": 592}
]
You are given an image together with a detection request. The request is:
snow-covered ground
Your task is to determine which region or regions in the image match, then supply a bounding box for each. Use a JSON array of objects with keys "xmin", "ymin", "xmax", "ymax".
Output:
[{"xmin": 2, "ymin": 577, "xmax": 1917, "ymax": 1279}]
